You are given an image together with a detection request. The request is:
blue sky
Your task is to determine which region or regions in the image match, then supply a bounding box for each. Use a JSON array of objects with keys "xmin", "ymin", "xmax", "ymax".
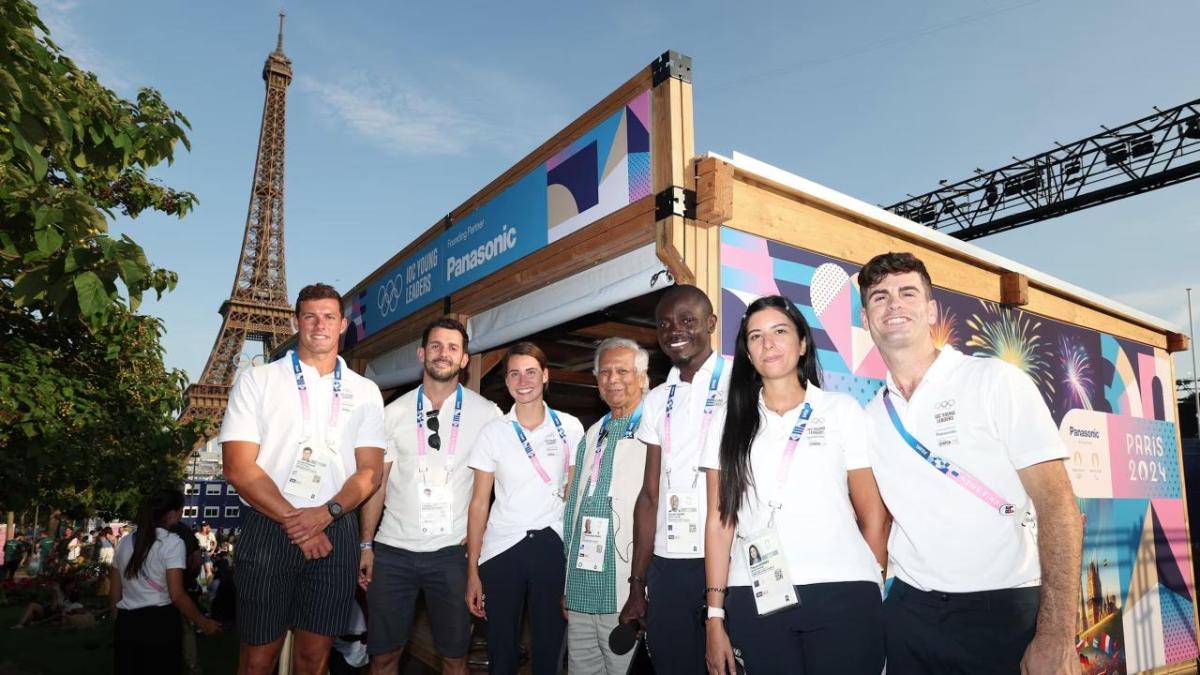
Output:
[{"xmin": 35, "ymin": 0, "xmax": 1200, "ymax": 384}]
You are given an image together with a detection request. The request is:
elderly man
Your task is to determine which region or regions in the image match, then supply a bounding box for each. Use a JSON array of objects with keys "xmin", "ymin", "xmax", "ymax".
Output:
[{"xmin": 562, "ymin": 337, "xmax": 651, "ymax": 674}]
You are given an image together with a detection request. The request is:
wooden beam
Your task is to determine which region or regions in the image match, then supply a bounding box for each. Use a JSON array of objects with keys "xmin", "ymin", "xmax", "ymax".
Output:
[
  {"xmin": 695, "ymin": 156, "xmax": 734, "ymax": 225},
  {"xmin": 549, "ymin": 368, "xmax": 598, "ymax": 388},
  {"xmin": 467, "ymin": 348, "xmax": 506, "ymax": 392},
  {"xmin": 652, "ymin": 76, "xmax": 691, "ymax": 193},
  {"xmin": 573, "ymin": 322, "xmax": 659, "ymax": 347},
  {"xmin": 1000, "ymin": 271, "xmax": 1029, "ymax": 306},
  {"xmin": 1168, "ymin": 332, "xmax": 1190, "ymax": 353}
]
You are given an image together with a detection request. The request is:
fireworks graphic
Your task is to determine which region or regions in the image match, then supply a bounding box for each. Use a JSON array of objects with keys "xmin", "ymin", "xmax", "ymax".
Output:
[
  {"xmin": 965, "ymin": 301, "xmax": 1056, "ymax": 396},
  {"xmin": 1059, "ymin": 335, "xmax": 1095, "ymax": 410},
  {"xmin": 931, "ymin": 308, "xmax": 959, "ymax": 349}
]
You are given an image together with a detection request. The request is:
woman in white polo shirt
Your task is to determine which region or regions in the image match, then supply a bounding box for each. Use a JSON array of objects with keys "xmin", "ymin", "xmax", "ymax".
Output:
[
  {"xmin": 109, "ymin": 488, "xmax": 221, "ymax": 675},
  {"xmin": 465, "ymin": 341, "xmax": 585, "ymax": 675},
  {"xmin": 700, "ymin": 295, "xmax": 890, "ymax": 675}
]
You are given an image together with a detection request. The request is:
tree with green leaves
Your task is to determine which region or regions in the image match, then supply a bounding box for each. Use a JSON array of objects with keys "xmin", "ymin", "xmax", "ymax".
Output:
[{"xmin": 1, "ymin": 0, "xmax": 203, "ymax": 519}]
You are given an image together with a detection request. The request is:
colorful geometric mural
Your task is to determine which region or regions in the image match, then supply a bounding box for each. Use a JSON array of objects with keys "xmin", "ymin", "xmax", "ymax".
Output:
[
  {"xmin": 719, "ymin": 227, "xmax": 1197, "ymax": 673},
  {"xmin": 546, "ymin": 90, "xmax": 652, "ymax": 242}
]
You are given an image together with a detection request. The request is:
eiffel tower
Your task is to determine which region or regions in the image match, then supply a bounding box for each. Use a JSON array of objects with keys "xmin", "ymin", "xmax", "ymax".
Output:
[{"xmin": 181, "ymin": 15, "xmax": 295, "ymax": 431}]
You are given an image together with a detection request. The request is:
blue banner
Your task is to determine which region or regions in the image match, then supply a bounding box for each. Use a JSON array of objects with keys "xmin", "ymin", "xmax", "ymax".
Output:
[{"xmin": 344, "ymin": 89, "xmax": 653, "ymax": 349}]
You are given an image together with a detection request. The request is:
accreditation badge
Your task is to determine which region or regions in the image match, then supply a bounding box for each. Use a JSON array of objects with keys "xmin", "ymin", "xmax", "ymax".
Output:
[
  {"xmin": 575, "ymin": 515, "xmax": 609, "ymax": 572},
  {"xmin": 284, "ymin": 440, "xmax": 333, "ymax": 501},
  {"xmin": 743, "ymin": 527, "xmax": 798, "ymax": 616},
  {"xmin": 665, "ymin": 490, "xmax": 702, "ymax": 554},
  {"xmin": 418, "ymin": 484, "xmax": 453, "ymax": 535}
]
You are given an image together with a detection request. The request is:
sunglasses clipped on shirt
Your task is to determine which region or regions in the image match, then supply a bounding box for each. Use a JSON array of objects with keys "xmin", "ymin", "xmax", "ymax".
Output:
[{"xmin": 426, "ymin": 409, "xmax": 441, "ymax": 450}]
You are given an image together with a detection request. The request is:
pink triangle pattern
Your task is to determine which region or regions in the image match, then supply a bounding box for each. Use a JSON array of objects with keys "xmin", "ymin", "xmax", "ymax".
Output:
[
  {"xmin": 1151, "ymin": 498, "xmax": 1196, "ymax": 597},
  {"xmin": 821, "ymin": 283, "xmax": 853, "ymax": 369}
]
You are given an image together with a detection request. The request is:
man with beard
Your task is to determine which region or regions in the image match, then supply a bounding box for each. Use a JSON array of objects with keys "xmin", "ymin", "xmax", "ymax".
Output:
[
  {"xmin": 625, "ymin": 285, "xmax": 731, "ymax": 674},
  {"xmin": 359, "ymin": 317, "xmax": 502, "ymax": 675}
]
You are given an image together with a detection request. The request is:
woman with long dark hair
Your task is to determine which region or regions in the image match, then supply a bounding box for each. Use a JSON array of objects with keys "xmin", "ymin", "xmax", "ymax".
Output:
[
  {"xmin": 464, "ymin": 341, "xmax": 585, "ymax": 675},
  {"xmin": 109, "ymin": 488, "xmax": 221, "ymax": 674},
  {"xmin": 699, "ymin": 295, "xmax": 890, "ymax": 675}
]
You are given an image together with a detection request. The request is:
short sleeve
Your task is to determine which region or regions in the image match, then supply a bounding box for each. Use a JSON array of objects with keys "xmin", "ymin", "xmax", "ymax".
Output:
[
  {"xmin": 838, "ymin": 398, "xmax": 871, "ymax": 471},
  {"xmin": 468, "ymin": 424, "xmax": 500, "ymax": 473},
  {"xmin": 382, "ymin": 405, "xmax": 402, "ymax": 464},
  {"xmin": 989, "ymin": 362, "xmax": 1068, "ymax": 469},
  {"xmin": 353, "ymin": 384, "xmax": 388, "ymax": 451},
  {"xmin": 566, "ymin": 415, "xmax": 586, "ymax": 465},
  {"xmin": 635, "ymin": 389, "xmax": 664, "ymax": 446},
  {"xmin": 162, "ymin": 534, "xmax": 186, "ymax": 570},
  {"xmin": 698, "ymin": 407, "xmax": 727, "ymax": 470},
  {"xmin": 218, "ymin": 369, "xmax": 263, "ymax": 444}
]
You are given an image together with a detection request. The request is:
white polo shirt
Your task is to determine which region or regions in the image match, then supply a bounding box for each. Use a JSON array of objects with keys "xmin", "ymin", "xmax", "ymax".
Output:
[
  {"xmin": 376, "ymin": 385, "xmax": 502, "ymax": 552},
  {"xmin": 865, "ymin": 346, "xmax": 1068, "ymax": 593},
  {"xmin": 219, "ymin": 352, "xmax": 387, "ymax": 509},
  {"xmin": 114, "ymin": 527, "xmax": 185, "ymax": 610},
  {"xmin": 636, "ymin": 351, "xmax": 732, "ymax": 558},
  {"xmin": 699, "ymin": 385, "xmax": 882, "ymax": 587},
  {"xmin": 468, "ymin": 404, "xmax": 585, "ymax": 565}
]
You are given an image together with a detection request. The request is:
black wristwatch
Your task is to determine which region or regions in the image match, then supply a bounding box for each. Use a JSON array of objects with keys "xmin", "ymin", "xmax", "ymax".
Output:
[{"xmin": 326, "ymin": 500, "xmax": 344, "ymax": 521}]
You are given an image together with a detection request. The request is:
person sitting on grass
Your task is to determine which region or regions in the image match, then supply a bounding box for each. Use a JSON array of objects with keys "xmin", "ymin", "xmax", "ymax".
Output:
[{"xmin": 10, "ymin": 578, "xmax": 82, "ymax": 628}]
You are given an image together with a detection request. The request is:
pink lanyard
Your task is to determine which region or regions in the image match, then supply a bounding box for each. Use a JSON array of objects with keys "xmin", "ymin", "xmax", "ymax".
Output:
[
  {"xmin": 511, "ymin": 408, "xmax": 571, "ymax": 498},
  {"xmin": 415, "ymin": 384, "xmax": 463, "ymax": 483},
  {"xmin": 663, "ymin": 357, "xmax": 726, "ymax": 489},
  {"xmin": 291, "ymin": 351, "xmax": 342, "ymax": 446},
  {"xmin": 766, "ymin": 402, "xmax": 814, "ymax": 527}
]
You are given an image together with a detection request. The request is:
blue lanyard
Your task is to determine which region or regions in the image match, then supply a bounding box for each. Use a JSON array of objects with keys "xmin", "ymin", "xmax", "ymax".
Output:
[
  {"xmin": 511, "ymin": 408, "xmax": 571, "ymax": 496},
  {"xmin": 664, "ymin": 356, "xmax": 726, "ymax": 488},
  {"xmin": 416, "ymin": 384, "xmax": 464, "ymax": 479},
  {"xmin": 881, "ymin": 390, "xmax": 1015, "ymax": 515},
  {"xmin": 588, "ymin": 403, "xmax": 644, "ymax": 497}
]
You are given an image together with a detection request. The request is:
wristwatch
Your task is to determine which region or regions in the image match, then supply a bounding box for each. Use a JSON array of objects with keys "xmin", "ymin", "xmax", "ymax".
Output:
[
  {"xmin": 705, "ymin": 606, "xmax": 726, "ymax": 620},
  {"xmin": 326, "ymin": 500, "xmax": 344, "ymax": 521}
]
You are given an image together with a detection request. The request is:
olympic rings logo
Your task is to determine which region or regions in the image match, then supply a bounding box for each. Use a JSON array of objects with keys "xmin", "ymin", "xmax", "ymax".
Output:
[
  {"xmin": 376, "ymin": 273, "xmax": 404, "ymax": 317},
  {"xmin": 934, "ymin": 399, "xmax": 955, "ymax": 410}
]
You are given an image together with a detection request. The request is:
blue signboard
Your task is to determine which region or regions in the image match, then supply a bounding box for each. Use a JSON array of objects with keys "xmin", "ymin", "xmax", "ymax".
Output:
[
  {"xmin": 344, "ymin": 89, "xmax": 653, "ymax": 349},
  {"xmin": 356, "ymin": 169, "xmax": 548, "ymax": 343}
]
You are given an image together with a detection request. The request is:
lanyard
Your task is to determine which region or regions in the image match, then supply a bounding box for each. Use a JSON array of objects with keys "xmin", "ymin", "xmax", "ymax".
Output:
[
  {"xmin": 587, "ymin": 404, "xmax": 644, "ymax": 497},
  {"xmin": 291, "ymin": 351, "xmax": 342, "ymax": 447},
  {"xmin": 416, "ymin": 384, "xmax": 463, "ymax": 483},
  {"xmin": 664, "ymin": 356, "xmax": 726, "ymax": 489},
  {"xmin": 511, "ymin": 408, "xmax": 571, "ymax": 498},
  {"xmin": 765, "ymin": 402, "xmax": 814, "ymax": 527},
  {"xmin": 882, "ymin": 390, "xmax": 1016, "ymax": 515}
]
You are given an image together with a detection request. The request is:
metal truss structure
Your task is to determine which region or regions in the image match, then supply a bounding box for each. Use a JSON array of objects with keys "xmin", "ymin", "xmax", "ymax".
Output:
[
  {"xmin": 886, "ymin": 98, "xmax": 1200, "ymax": 240},
  {"xmin": 182, "ymin": 18, "xmax": 295, "ymax": 430}
]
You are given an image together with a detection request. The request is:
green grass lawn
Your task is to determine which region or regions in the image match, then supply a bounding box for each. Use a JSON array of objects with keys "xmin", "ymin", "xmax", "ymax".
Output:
[{"xmin": 0, "ymin": 604, "xmax": 239, "ymax": 675}]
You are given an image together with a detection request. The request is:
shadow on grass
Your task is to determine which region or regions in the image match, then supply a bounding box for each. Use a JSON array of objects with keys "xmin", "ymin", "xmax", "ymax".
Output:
[{"xmin": 0, "ymin": 605, "xmax": 238, "ymax": 675}]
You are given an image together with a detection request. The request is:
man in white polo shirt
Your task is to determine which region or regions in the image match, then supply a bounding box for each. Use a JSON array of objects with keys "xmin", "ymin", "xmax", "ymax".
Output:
[
  {"xmin": 221, "ymin": 283, "xmax": 387, "ymax": 675},
  {"xmin": 858, "ymin": 252, "xmax": 1081, "ymax": 675},
  {"xmin": 358, "ymin": 317, "xmax": 501, "ymax": 675},
  {"xmin": 626, "ymin": 285, "xmax": 731, "ymax": 674}
]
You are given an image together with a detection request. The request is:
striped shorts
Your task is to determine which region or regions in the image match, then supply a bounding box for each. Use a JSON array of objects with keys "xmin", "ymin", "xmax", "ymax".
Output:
[{"xmin": 235, "ymin": 506, "xmax": 359, "ymax": 645}]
